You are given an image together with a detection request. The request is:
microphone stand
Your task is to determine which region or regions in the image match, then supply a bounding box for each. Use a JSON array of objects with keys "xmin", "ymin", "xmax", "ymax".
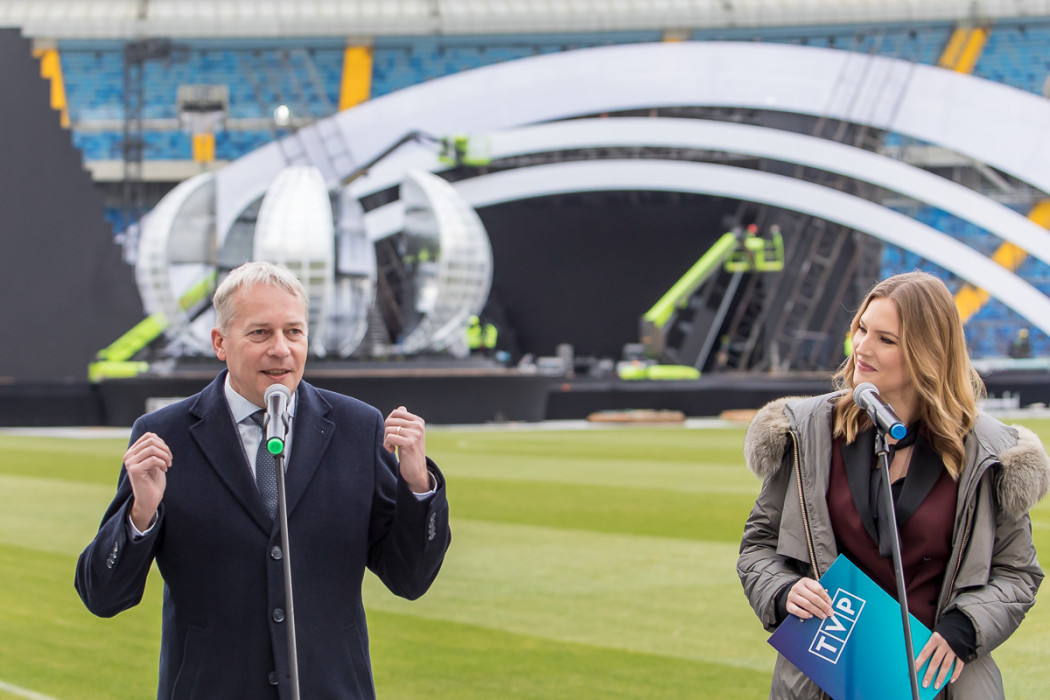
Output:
[
  {"xmin": 873, "ymin": 430, "xmax": 921, "ymax": 700},
  {"xmin": 274, "ymin": 448, "xmax": 301, "ymax": 700}
]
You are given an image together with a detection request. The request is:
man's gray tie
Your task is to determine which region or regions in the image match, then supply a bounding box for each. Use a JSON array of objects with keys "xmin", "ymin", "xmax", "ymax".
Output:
[{"xmin": 250, "ymin": 410, "xmax": 279, "ymax": 519}]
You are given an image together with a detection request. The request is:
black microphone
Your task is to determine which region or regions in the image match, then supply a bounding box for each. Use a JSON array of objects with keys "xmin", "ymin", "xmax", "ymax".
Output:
[
  {"xmin": 853, "ymin": 382, "xmax": 907, "ymax": 439},
  {"xmin": 264, "ymin": 384, "xmax": 292, "ymax": 456}
]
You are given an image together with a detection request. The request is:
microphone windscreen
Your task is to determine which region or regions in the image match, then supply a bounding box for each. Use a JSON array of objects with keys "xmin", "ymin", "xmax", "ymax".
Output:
[
  {"xmin": 264, "ymin": 383, "xmax": 292, "ymax": 405},
  {"xmin": 853, "ymin": 382, "xmax": 877, "ymax": 406}
]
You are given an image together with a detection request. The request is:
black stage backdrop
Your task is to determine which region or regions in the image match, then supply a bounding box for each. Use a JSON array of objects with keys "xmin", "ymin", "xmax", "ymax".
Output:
[
  {"xmin": 0, "ymin": 28, "xmax": 142, "ymax": 383},
  {"xmin": 477, "ymin": 190, "xmax": 736, "ymax": 361}
]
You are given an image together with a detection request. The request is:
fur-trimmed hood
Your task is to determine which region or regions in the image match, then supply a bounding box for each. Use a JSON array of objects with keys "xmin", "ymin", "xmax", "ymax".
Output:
[
  {"xmin": 743, "ymin": 394, "xmax": 1050, "ymax": 521},
  {"xmin": 990, "ymin": 420, "xmax": 1050, "ymax": 519},
  {"xmin": 744, "ymin": 396, "xmax": 808, "ymax": 481}
]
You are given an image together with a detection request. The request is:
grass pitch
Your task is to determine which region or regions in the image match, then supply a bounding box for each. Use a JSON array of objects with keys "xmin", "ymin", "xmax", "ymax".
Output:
[{"xmin": 2, "ymin": 419, "xmax": 1049, "ymax": 698}]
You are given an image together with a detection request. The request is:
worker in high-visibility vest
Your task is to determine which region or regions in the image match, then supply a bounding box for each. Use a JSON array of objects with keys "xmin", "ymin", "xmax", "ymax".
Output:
[
  {"xmin": 1009, "ymin": 327, "xmax": 1032, "ymax": 358},
  {"xmin": 466, "ymin": 315, "xmax": 498, "ymax": 357}
]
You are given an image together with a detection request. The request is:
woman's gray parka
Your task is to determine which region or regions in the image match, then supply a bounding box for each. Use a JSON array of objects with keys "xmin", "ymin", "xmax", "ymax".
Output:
[{"xmin": 738, "ymin": 393, "xmax": 1050, "ymax": 699}]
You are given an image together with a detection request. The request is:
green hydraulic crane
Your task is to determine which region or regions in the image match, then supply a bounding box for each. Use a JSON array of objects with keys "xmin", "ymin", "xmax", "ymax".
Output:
[
  {"xmin": 89, "ymin": 271, "xmax": 217, "ymax": 382},
  {"xmin": 639, "ymin": 226, "xmax": 784, "ymax": 367}
]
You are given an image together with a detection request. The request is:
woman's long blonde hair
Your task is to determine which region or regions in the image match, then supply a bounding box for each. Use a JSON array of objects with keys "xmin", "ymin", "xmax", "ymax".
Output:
[{"xmin": 832, "ymin": 272, "xmax": 985, "ymax": 478}]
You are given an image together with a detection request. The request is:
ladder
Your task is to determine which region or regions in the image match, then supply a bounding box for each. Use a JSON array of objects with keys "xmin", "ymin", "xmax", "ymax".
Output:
[{"xmin": 708, "ymin": 32, "xmax": 916, "ymax": 372}]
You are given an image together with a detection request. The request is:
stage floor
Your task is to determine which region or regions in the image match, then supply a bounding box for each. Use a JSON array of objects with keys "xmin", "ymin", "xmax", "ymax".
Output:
[{"xmin": 2, "ymin": 363, "xmax": 1048, "ymax": 427}]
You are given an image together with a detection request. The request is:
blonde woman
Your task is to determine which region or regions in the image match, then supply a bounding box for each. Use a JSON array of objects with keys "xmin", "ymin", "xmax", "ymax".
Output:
[{"xmin": 739, "ymin": 271, "xmax": 1049, "ymax": 699}]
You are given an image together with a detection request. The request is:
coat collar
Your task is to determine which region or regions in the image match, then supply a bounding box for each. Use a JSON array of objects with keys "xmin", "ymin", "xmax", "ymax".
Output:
[
  {"xmin": 187, "ymin": 371, "xmax": 335, "ymax": 534},
  {"xmin": 282, "ymin": 379, "xmax": 334, "ymax": 517},
  {"xmin": 744, "ymin": 393, "xmax": 1050, "ymax": 521}
]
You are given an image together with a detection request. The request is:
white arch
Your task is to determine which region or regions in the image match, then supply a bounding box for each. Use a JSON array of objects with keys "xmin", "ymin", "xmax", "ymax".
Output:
[
  {"xmin": 363, "ymin": 160, "xmax": 1050, "ymax": 337},
  {"xmin": 352, "ymin": 117, "xmax": 1050, "ymax": 269},
  {"xmin": 136, "ymin": 171, "xmax": 216, "ymax": 354},
  {"xmin": 216, "ymin": 41, "xmax": 1050, "ymax": 241}
]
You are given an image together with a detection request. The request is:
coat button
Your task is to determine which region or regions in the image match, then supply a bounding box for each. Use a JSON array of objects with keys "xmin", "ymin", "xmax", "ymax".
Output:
[
  {"xmin": 272, "ymin": 608, "xmax": 285, "ymax": 623},
  {"xmin": 270, "ymin": 546, "xmax": 283, "ymax": 560},
  {"xmin": 268, "ymin": 671, "xmax": 279, "ymax": 686}
]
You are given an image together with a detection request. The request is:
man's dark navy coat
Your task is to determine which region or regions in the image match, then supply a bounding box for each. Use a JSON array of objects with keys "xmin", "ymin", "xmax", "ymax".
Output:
[{"xmin": 75, "ymin": 373, "xmax": 451, "ymax": 699}]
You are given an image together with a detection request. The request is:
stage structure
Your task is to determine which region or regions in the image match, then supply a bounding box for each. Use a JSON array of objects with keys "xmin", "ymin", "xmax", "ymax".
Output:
[
  {"xmin": 98, "ymin": 41, "xmax": 1050, "ymax": 379},
  {"xmin": 98, "ymin": 164, "xmax": 493, "ymax": 378}
]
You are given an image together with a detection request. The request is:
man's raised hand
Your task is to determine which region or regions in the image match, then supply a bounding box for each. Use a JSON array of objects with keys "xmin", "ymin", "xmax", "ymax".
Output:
[
  {"xmin": 383, "ymin": 407, "xmax": 429, "ymax": 494},
  {"xmin": 125, "ymin": 432, "xmax": 173, "ymax": 532}
]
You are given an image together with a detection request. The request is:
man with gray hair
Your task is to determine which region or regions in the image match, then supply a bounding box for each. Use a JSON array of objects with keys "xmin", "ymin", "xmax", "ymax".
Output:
[{"xmin": 76, "ymin": 261, "xmax": 451, "ymax": 699}]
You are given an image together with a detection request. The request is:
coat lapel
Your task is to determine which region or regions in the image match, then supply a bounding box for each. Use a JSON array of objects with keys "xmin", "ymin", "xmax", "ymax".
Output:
[
  {"xmin": 188, "ymin": 372, "xmax": 274, "ymax": 534},
  {"xmin": 284, "ymin": 380, "xmax": 335, "ymax": 517},
  {"xmin": 841, "ymin": 429, "xmax": 880, "ymax": 544},
  {"xmin": 893, "ymin": 434, "xmax": 943, "ymax": 524}
]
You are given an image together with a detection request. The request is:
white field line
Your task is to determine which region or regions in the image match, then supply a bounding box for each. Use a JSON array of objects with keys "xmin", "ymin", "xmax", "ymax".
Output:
[{"xmin": 0, "ymin": 680, "xmax": 59, "ymax": 700}]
